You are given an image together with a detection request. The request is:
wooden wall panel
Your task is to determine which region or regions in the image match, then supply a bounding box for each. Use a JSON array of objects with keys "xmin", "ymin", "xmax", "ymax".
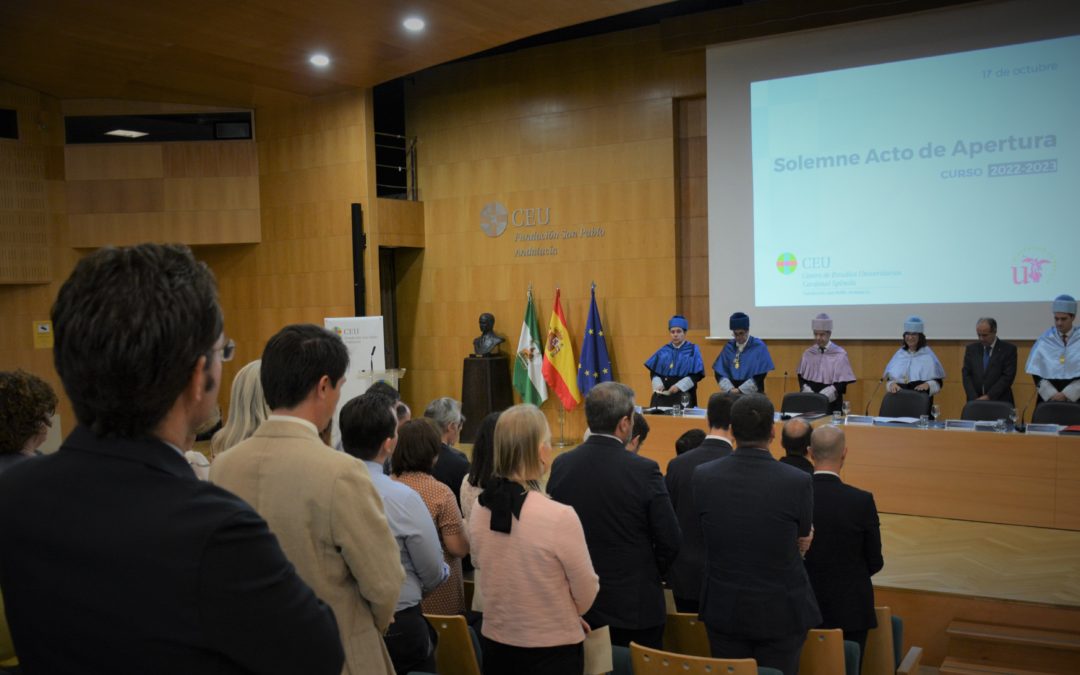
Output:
[
  {"xmin": 0, "ymin": 81, "xmax": 75, "ymax": 431},
  {"xmin": 199, "ymin": 89, "xmax": 378, "ymax": 400},
  {"xmin": 403, "ymin": 25, "xmax": 701, "ymax": 434}
]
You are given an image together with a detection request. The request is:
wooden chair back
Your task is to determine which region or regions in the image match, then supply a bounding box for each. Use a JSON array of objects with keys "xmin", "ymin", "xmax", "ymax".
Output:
[
  {"xmin": 630, "ymin": 641, "xmax": 758, "ymax": 675},
  {"xmin": 863, "ymin": 606, "xmax": 897, "ymax": 675},
  {"xmin": 425, "ymin": 613, "xmax": 481, "ymax": 675},
  {"xmin": 662, "ymin": 612, "xmax": 711, "ymax": 657},
  {"xmin": 799, "ymin": 628, "xmax": 846, "ymax": 675}
]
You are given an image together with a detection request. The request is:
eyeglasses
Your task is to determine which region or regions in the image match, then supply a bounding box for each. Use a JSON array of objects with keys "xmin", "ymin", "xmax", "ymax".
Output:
[{"xmin": 214, "ymin": 338, "xmax": 236, "ymax": 362}]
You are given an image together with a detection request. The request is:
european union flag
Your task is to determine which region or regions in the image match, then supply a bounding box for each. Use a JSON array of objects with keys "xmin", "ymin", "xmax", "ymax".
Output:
[{"xmin": 577, "ymin": 284, "xmax": 613, "ymax": 396}]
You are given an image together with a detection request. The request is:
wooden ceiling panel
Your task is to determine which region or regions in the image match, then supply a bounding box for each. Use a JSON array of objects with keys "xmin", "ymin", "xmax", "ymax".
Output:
[{"xmin": 0, "ymin": 0, "xmax": 667, "ymax": 105}]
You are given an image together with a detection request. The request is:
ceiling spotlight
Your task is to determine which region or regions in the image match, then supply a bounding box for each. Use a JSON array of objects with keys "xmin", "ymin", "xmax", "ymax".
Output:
[
  {"xmin": 309, "ymin": 53, "xmax": 331, "ymax": 67},
  {"xmin": 403, "ymin": 17, "xmax": 425, "ymax": 32}
]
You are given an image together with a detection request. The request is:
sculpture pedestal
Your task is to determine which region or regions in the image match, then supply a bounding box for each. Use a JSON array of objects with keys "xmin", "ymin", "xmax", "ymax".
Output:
[{"xmin": 461, "ymin": 355, "xmax": 513, "ymax": 443}]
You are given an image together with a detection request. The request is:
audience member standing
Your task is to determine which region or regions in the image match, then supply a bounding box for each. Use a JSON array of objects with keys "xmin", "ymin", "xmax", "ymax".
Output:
[
  {"xmin": 548, "ymin": 382, "xmax": 680, "ymax": 649},
  {"xmin": 694, "ymin": 394, "xmax": 820, "ymax": 675},
  {"xmin": 0, "ymin": 244, "xmax": 343, "ymax": 674},
  {"xmin": 470, "ymin": 404, "xmax": 599, "ymax": 675},
  {"xmin": 804, "ymin": 425, "xmax": 883, "ymax": 659},
  {"xmin": 393, "ymin": 418, "xmax": 470, "ymax": 615},
  {"xmin": 425, "ymin": 397, "xmax": 471, "ymax": 508},
  {"xmin": 779, "ymin": 418, "xmax": 814, "ymax": 475},
  {"xmin": 341, "ymin": 392, "xmax": 450, "ymax": 675},
  {"xmin": 664, "ymin": 392, "xmax": 736, "ymax": 613},
  {"xmin": 212, "ymin": 324, "xmax": 403, "ymax": 675},
  {"xmin": 210, "ymin": 359, "xmax": 270, "ymax": 457},
  {"xmin": 0, "ymin": 370, "xmax": 57, "ymax": 477}
]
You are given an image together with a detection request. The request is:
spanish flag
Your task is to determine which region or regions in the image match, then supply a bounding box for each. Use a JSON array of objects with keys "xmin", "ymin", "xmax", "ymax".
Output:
[{"xmin": 542, "ymin": 288, "xmax": 582, "ymax": 411}]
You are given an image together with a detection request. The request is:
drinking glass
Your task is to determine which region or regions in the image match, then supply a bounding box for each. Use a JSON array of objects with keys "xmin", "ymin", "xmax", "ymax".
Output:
[
  {"xmin": 1009, "ymin": 408, "xmax": 1018, "ymax": 428},
  {"xmin": 680, "ymin": 392, "xmax": 691, "ymax": 413},
  {"xmin": 931, "ymin": 404, "xmax": 940, "ymax": 421},
  {"xmin": 842, "ymin": 400, "xmax": 852, "ymax": 417},
  {"xmin": 832, "ymin": 411, "xmax": 843, "ymax": 425},
  {"xmin": 995, "ymin": 418, "xmax": 1007, "ymax": 433},
  {"xmin": 918, "ymin": 414, "xmax": 929, "ymax": 429}
]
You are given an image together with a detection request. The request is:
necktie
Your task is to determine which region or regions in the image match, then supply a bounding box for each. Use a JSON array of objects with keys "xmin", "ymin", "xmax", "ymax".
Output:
[{"xmin": 983, "ymin": 346, "xmax": 990, "ymax": 370}]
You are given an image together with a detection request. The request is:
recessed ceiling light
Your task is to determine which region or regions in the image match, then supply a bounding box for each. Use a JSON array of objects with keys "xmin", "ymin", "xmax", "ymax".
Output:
[
  {"xmin": 403, "ymin": 17, "xmax": 425, "ymax": 32},
  {"xmin": 105, "ymin": 129, "xmax": 147, "ymax": 138},
  {"xmin": 309, "ymin": 53, "xmax": 331, "ymax": 67}
]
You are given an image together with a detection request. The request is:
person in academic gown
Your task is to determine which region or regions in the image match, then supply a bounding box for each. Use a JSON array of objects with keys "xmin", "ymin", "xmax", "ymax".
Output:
[
  {"xmin": 1026, "ymin": 294, "xmax": 1080, "ymax": 404},
  {"xmin": 797, "ymin": 313, "xmax": 857, "ymax": 414},
  {"xmin": 712, "ymin": 312, "xmax": 774, "ymax": 395},
  {"xmin": 645, "ymin": 315, "xmax": 705, "ymax": 408},
  {"xmin": 884, "ymin": 316, "xmax": 945, "ymax": 408}
]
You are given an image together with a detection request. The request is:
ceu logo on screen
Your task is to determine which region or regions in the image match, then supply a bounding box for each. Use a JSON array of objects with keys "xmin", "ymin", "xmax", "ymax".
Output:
[
  {"xmin": 776, "ymin": 252, "xmax": 798, "ymax": 275},
  {"xmin": 1012, "ymin": 250, "xmax": 1053, "ymax": 286},
  {"xmin": 480, "ymin": 202, "xmax": 508, "ymax": 238}
]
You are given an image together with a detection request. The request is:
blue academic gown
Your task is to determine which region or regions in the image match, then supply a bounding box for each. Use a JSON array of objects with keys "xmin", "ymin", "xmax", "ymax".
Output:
[
  {"xmin": 645, "ymin": 342, "xmax": 705, "ymax": 407},
  {"xmin": 712, "ymin": 336, "xmax": 774, "ymax": 394}
]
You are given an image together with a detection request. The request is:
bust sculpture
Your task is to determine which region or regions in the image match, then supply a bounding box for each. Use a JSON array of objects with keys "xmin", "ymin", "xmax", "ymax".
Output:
[{"xmin": 473, "ymin": 313, "xmax": 505, "ymax": 357}]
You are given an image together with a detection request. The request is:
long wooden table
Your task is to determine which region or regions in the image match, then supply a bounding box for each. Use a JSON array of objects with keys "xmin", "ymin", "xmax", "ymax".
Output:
[{"xmin": 639, "ymin": 414, "xmax": 1080, "ymax": 531}]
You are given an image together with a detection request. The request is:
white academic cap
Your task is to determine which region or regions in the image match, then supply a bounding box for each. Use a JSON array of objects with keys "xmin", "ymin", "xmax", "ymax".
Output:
[
  {"xmin": 903, "ymin": 316, "xmax": 924, "ymax": 333},
  {"xmin": 1053, "ymin": 294, "xmax": 1077, "ymax": 315}
]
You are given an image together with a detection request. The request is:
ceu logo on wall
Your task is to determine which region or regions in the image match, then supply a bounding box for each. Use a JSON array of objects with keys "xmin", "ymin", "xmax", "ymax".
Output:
[
  {"xmin": 480, "ymin": 202, "xmax": 508, "ymax": 237},
  {"xmin": 776, "ymin": 252, "xmax": 798, "ymax": 275},
  {"xmin": 1012, "ymin": 250, "xmax": 1053, "ymax": 285}
]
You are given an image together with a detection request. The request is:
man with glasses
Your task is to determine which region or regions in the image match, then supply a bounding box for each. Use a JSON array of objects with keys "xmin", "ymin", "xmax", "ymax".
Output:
[{"xmin": 0, "ymin": 244, "xmax": 344, "ymax": 674}]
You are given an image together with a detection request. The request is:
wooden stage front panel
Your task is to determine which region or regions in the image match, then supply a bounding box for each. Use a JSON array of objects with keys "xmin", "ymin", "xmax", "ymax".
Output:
[{"xmin": 638, "ymin": 414, "xmax": 1080, "ymax": 531}]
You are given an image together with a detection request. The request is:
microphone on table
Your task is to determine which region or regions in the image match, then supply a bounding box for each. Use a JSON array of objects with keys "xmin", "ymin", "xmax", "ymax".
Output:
[
  {"xmin": 865, "ymin": 378, "xmax": 884, "ymax": 416},
  {"xmin": 1017, "ymin": 389, "xmax": 1038, "ymax": 432},
  {"xmin": 782, "ymin": 371, "xmax": 789, "ymax": 394},
  {"xmin": 370, "ymin": 345, "xmax": 377, "ymax": 374}
]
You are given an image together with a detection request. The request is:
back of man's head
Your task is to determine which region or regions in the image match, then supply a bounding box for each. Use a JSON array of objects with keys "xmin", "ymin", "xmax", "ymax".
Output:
[
  {"xmin": 730, "ymin": 394, "xmax": 775, "ymax": 446},
  {"xmin": 340, "ymin": 392, "xmax": 397, "ymax": 462},
  {"xmin": 781, "ymin": 418, "xmax": 812, "ymax": 457},
  {"xmin": 366, "ymin": 380, "xmax": 400, "ymax": 401},
  {"xmin": 631, "ymin": 412, "xmax": 650, "ymax": 445},
  {"xmin": 706, "ymin": 392, "xmax": 736, "ymax": 431},
  {"xmin": 52, "ymin": 244, "xmax": 223, "ymax": 438},
  {"xmin": 675, "ymin": 429, "xmax": 706, "ymax": 455},
  {"xmin": 584, "ymin": 381, "xmax": 635, "ymax": 435},
  {"xmin": 261, "ymin": 324, "xmax": 348, "ymax": 411},
  {"xmin": 810, "ymin": 425, "xmax": 845, "ymax": 466},
  {"xmin": 424, "ymin": 397, "xmax": 462, "ymax": 434}
]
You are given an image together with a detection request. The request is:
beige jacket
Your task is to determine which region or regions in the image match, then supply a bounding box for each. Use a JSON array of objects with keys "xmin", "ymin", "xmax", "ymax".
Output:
[{"xmin": 211, "ymin": 418, "xmax": 404, "ymax": 675}]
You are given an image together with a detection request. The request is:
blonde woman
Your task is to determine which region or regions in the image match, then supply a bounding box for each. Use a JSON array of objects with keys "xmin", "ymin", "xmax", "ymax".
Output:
[
  {"xmin": 469, "ymin": 404, "xmax": 599, "ymax": 675},
  {"xmin": 210, "ymin": 360, "xmax": 270, "ymax": 458}
]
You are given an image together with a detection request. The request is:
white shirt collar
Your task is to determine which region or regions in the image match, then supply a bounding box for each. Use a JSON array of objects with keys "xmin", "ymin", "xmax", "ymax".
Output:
[{"xmin": 813, "ymin": 470, "xmax": 841, "ymax": 478}]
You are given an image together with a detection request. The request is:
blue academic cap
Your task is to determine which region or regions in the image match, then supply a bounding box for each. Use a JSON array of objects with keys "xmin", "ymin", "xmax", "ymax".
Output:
[
  {"xmin": 729, "ymin": 312, "xmax": 750, "ymax": 331},
  {"xmin": 903, "ymin": 316, "xmax": 924, "ymax": 333},
  {"xmin": 668, "ymin": 315, "xmax": 689, "ymax": 331},
  {"xmin": 1053, "ymin": 294, "xmax": 1077, "ymax": 314}
]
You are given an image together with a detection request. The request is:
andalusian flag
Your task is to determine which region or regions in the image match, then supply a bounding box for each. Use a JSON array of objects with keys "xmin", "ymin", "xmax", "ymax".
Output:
[
  {"xmin": 542, "ymin": 288, "xmax": 582, "ymax": 411},
  {"xmin": 513, "ymin": 288, "xmax": 548, "ymax": 405}
]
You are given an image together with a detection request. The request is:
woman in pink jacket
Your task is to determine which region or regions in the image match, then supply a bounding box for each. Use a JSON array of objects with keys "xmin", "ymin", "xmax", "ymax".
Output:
[{"xmin": 469, "ymin": 404, "xmax": 599, "ymax": 674}]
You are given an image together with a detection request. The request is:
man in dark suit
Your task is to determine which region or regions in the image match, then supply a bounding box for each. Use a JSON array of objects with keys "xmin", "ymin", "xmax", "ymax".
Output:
[
  {"xmin": 779, "ymin": 418, "xmax": 814, "ymax": 475},
  {"xmin": 694, "ymin": 394, "xmax": 820, "ymax": 675},
  {"xmin": 804, "ymin": 425, "xmax": 884, "ymax": 660},
  {"xmin": 962, "ymin": 317, "xmax": 1017, "ymax": 404},
  {"xmin": 549, "ymin": 381, "xmax": 681, "ymax": 649},
  {"xmin": 665, "ymin": 392, "xmax": 737, "ymax": 613},
  {"xmin": 0, "ymin": 244, "xmax": 343, "ymax": 674}
]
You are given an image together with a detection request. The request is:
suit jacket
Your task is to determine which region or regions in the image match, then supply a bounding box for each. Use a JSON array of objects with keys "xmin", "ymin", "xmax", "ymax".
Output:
[
  {"xmin": 803, "ymin": 473, "xmax": 883, "ymax": 633},
  {"xmin": 962, "ymin": 339, "xmax": 1017, "ymax": 404},
  {"xmin": 693, "ymin": 448, "xmax": 820, "ymax": 639},
  {"xmin": 211, "ymin": 419, "xmax": 405, "ymax": 675},
  {"xmin": 0, "ymin": 425, "xmax": 343, "ymax": 675},
  {"xmin": 548, "ymin": 434, "xmax": 681, "ymax": 630},
  {"xmin": 779, "ymin": 454, "xmax": 814, "ymax": 475},
  {"xmin": 664, "ymin": 437, "xmax": 733, "ymax": 603}
]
